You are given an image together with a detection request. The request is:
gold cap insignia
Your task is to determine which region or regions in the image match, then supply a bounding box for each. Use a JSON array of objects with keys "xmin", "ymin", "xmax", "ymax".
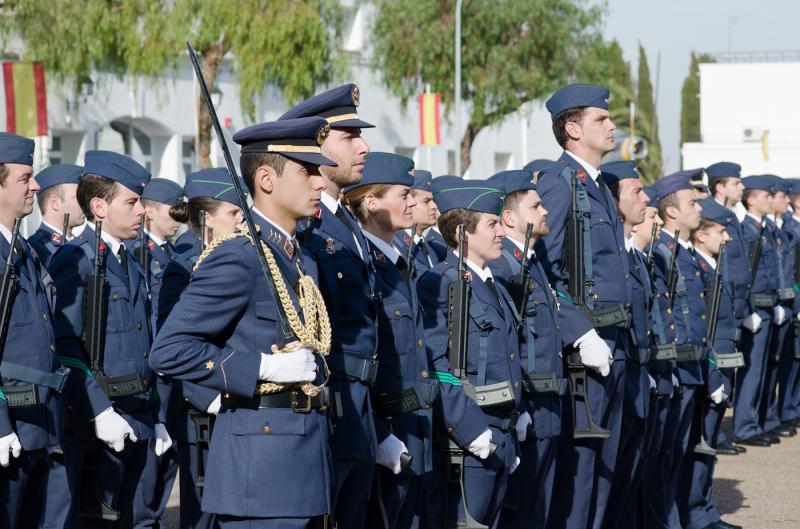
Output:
[
  {"xmin": 316, "ymin": 123, "xmax": 331, "ymax": 145},
  {"xmin": 351, "ymin": 85, "xmax": 360, "ymax": 107}
]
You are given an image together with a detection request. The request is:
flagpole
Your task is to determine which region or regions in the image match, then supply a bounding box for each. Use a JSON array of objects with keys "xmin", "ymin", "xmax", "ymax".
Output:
[{"xmin": 454, "ymin": 0, "xmax": 462, "ymax": 177}]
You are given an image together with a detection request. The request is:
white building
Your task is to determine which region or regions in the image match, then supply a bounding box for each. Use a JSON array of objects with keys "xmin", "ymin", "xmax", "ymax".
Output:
[
  {"xmin": 681, "ymin": 56, "xmax": 800, "ymax": 175},
  {"xmin": 1, "ymin": 4, "xmax": 563, "ymax": 234}
]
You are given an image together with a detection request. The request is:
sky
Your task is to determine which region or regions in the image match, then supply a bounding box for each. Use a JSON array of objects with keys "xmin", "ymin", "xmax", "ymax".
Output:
[{"xmin": 600, "ymin": 0, "xmax": 800, "ymax": 172}]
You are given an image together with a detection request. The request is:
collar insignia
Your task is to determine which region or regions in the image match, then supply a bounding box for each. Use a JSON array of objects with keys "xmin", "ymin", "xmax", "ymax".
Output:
[
  {"xmin": 403, "ymin": 234, "xmax": 412, "ymax": 245},
  {"xmin": 667, "ymin": 241, "xmax": 674, "ymax": 250},
  {"xmin": 98, "ymin": 241, "xmax": 107, "ymax": 253},
  {"xmin": 147, "ymin": 240, "xmax": 155, "ymax": 250},
  {"xmin": 315, "ymin": 208, "xmax": 322, "ymax": 219},
  {"xmin": 373, "ymin": 250, "xmax": 385, "ymax": 262},
  {"xmin": 51, "ymin": 232, "xmax": 62, "ymax": 243},
  {"xmin": 463, "ymin": 270, "xmax": 473, "ymax": 282},
  {"xmin": 514, "ymin": 248, "xmax": 523, "ymax": 261},
  {"xmin": 284, "ymin": 238, "xmax": 294, "ymax": 259},
  {"xmin": 576, "ymin": 169, "xmax": 587, "ymax": 182}
]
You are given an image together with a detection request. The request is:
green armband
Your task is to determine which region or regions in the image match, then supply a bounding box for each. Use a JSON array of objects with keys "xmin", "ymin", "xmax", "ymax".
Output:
[
  {"xmin": 556, "ymin": 290, "xmax": 574, "ymax": 303},
  {"xmin": 0, "ymin": 388, "xmax": 5, "ymax": 401},
  {"xmin": 57, "ymin": 356, "xmax": 95, "ymax": 378},
  {"xmin": 704, "ymin": 355, "xmax": 717, "ymax": 366},
  {"xmin": 429, "ymin": 370, "xmax": 463, "ymax": 386}
]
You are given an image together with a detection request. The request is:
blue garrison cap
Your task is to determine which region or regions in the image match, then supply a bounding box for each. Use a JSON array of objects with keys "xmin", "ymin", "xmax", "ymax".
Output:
[
  {"xmin": 705, "ymin": 161, "xmax": 741, "ymax": 179},
  {"xmin": 0, "ymin": 132, "xmax": 34, "ymax": 165},
  {"xmin": 523, "ymin": 159, "xmax": 552, "ymax": 174},
  {"xmin": 600, "ymin": 161, "xmax": 639, "ymax": 185},
  {"xmin": 83, "ymin": 150, "xmax": 150, "ymax": 194},
  {"xmin": 342, "ymin": 152, "xmax": 414, "ymax": 193},
  {"xmin": 545, "ymin": 83, "xmax": 609, "ymax": 120},
  {"xmin": 142, "ymin": 178, "xmax": 184, "ymax": 206},
  {"xmin": 488, "ymin": 170, "xmax": 537, "ymax": 195},
  {"xmin": 432, "ymin": 177, "xmax": 504, "ymax": 215},
  {"xmin": 280, "ymin": 83, "xmax": 374, "ymax": 129},
  {"xmin": 653, "ymin": 169, "xmax": 699, "ymax": 201},
  {"xmin": 413, "ymin": 169, "xmax": 432, "ymax": 191},
  {"xmin": 185, "ymin": 168, "xmax": 245, "ymax": 207},
  {"xmin": 765, "ymin": 174, "xmax": 791, "ymax": 194},
  {"xmin": 742, "ymin": 175, "xmax": 776, "ymax": 193},
  {"xmin": 233, "ymin": 116, "xmax": 336, "ymax": 167},
  {"xmin": 643, "ymin": 185, "xmax": 659, "ymax": 208},
  {"xmin": 697, "ymin": 198, "xmax": 734, "ymax": 226},
  {"xmin": 37, "ymin": 164, "xmax": 83, "ymax": 192},
  {"xmin": 788, "ymin": 179, "xmax": 800, "ymax": 196}
]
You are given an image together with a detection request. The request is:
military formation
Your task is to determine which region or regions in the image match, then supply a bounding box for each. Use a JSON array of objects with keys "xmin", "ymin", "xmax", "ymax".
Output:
[{"xmin": 0, "ymin": 79, "xmax": 797, "ymax": 529}]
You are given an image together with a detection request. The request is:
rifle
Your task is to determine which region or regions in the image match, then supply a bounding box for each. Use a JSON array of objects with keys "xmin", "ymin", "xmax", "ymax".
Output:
[
  {"xmin": 198, "ymin": 209, "xmax": 206, "ymax": 251},
  {"xmin": 645, "ymin": 221, "xmax": 658, "ymax": 280},
  {"xmin": 508, "ymin": 223, "xmax": 534, "ymax": 318},
  {"xmin": 445, "ymin": 225, "xmax": 491, "ymax": 529},
  {"xmin": 749, "ymin": 220, "xmax": 766, "ymax": 284},
  {"xmin": 406, "ymin": 224, "xmax": 417, "ymax": 277},
  {"xmin": 138, "ymin": 214, "xmax": 151, "ymax": 295},
  {"xmin": 564, "ymin": 171, "xmax": 610, "ymax": 439},
  {"xmin": 0, "ymin": 219, "xmax": 22, "ymax": 355},
  {"xmin": 666, "ymin": 230, "xmax": 681, "ymax": 298},
  {"xmin": 60, "ymin": 213, "xmax": 70, "ymax": 246},
  {"xmin": 186, "ymin": 41, "xmax": 292, "ymax": 343}
]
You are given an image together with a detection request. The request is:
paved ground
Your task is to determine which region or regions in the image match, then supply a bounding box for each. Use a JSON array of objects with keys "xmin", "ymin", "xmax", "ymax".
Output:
[{"xmin": 159, "ymin": 412, "xmax": 799, "ymax": 528}]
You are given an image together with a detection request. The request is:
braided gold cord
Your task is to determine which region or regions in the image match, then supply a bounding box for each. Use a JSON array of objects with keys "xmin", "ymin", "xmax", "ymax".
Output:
[{"xmin": 194, "ymin": 223, "xmax": 332, "ymax": 397}]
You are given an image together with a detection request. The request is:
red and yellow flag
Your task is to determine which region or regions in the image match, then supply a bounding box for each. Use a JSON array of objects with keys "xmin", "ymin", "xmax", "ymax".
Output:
[
  {"xmin": 3, "ymin": 62, "xmax": 48, "ymax": 137},
  {"xmin": 418, "ymin": 92, "xmax": 440, "ymax": 145}
]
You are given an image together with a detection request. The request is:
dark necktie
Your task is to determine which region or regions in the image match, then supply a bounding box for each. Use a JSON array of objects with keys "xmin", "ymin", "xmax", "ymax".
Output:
[
  {"xmin": 486, "ymin": 277, "xmax": 500, "ymax": 302},
  {"xmin": 335, "ymin": 204, "xmax": 363, "ymax": 258},
  {"xmin": 395, "ymin": 256, "xmax": 413, "ymax": 296},
  {"xmin": 161, "ymin": 242, "xmax": 173, "ymax": 259},
  {"xmin": 118, "ymin": 246, "xmax": 129, "ymax": 279}
]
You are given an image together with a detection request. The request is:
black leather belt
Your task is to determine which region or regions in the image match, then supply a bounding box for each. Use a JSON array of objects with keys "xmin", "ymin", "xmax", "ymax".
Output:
[
  {"xmin": 653, "ymin": 343, "xmax": 677, "ymax": 361},
  {"xmin": 223, "ymin": 387, "xmax": 329, "ymax": 414},
  {"xmin": 328, "ymin": 353, "xmax": 379, "ymax": 385},
  {"xmin": 630, "ymin": 347, "xmax": 651, "ymax": 365},
  {"xmin": 592, "ymin": 304, "xmax": 630, "ymax": 329},
  {"xmin": 751, "ymin": 293, "xmax": 777, "ymax": 308},
  {"xmin": 373, "ymin": 384, "xmax": 437, "ymax": 418},
  {"xmin": 522, "ymin": 372, "xmax": 566, "ymax": 395},
  {"xmin": 96, "ymin": 373, "xmax": 148, "ymax": 399},
  {"xmin": 676, "ymin": 344, "xmax": 704, "ymax": 363}
]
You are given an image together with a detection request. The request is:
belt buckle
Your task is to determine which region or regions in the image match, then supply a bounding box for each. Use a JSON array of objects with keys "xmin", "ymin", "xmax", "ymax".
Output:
[{"xmin": 291, "ymin": 388, "xmax": 312, "ymax": 413}]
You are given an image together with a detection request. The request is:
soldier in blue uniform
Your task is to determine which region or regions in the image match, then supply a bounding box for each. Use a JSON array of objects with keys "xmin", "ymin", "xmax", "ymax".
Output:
[
  {"xmin": 150, "ymin": 117, "xmax": 335, "ymax": 528},
  {"xmin": 49, "ymin": 150, "xmax": 171, "ymax": 528},
  {"xmin": 705, "ymin": 161, "xmax": 750, "ymax": 455},
  {"xmin": 650, "ymin": 170, "xmax": 707, "ymax": 529},
  {"xmin": 760, "ymin": 176, "xmax": 797, "ymax": 439},
  {"xmin": 130, "ymin": 177, "xmax": 185, "ymax": 529},
  {"xmin": 155, "ymin": 168, "xmax": 244, "ymax": 529},
  {"xmin": 393, "ymin": 169, "xmax": 441, "ymax": 278},
  {"xmin": 534, "ymin": 84, "xmax": 624, "ymax": 529},
  {"xmin": 280, "ymin": 84, "xmax": 380, "ymax": 529},
  {"xmin": 780, "ymin": 180, "xmax": 800, "ymax": 428},
  {"xmin": 342, "ymin": 151, "xmax": 437, "ymax": 529},
  {"xmin": 418, "ymin": 177, "xmax": 523, "ymax": 529},
  {"xmin": 681, "ymin": 198, "xmax": 741, "ymax": 529},
  {"xmin": 598, "ymin": 161, "xmax": 654, "ymax": 529},
  {"xmin": 487, "ymin": 170, "xmax": 564, "ymax": 529},
  {"xmin": 0, "ymin": 133, "xmax": 66, "ymax": 529},
  {"xmin": 733, "ymin": 175, "xmax": 780, "ymax": 446},
  {"xmin": 29, "ymin": 163, "xmax": 86, "ymax": 267},
  {"xmin": 424, "ymin": 175, "xmax": 450, "ymax": 263}
]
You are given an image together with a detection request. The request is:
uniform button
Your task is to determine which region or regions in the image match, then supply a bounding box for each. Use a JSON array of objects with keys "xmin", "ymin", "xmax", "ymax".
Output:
[
  {"xmin": 447, "ymin": 426, "xmax": 454, "ymax": 433},
  {"xmin": 667, "ymin": 308, "xmax": 672, "ymax": 314},
  {"xmin": 423, "ymin": 403, "xmax": 431, "ymax": 409},
  {"xmin": 50, "ymin": 345, "xmax": 55, "ymax": 352},
  {"xmin": 418, "ymin": 339, "xmax": 424, "ymax": 348},
  {"xmin": 646, "ymin": 330, "xmax": 651, "ymax": 336},
  {"xmin": 143, "ymin": 351, "xmax": 149, "ymax": 358},
  {"xmin": 514, "ymin": 382, "xmax": 520, "ymax": 389},
  {"xmin": 625, "ymin": 274, "xmax": 629, "ymax": 279},
  {"xmin": 394, "ymin": 310, "xmax": 401, "ymax": 318},
  {"xmin": 143, "ymin": 379, "xmax": 150, "ymax": 387},
  {"xmin": 510, "ymin": 352, "xmax": 515, "ymax": 360},
  {"xmin": 670, "ymin": 324, "xmax": 675, "ymax": 330},
  {"xmin": 372, "ymin": 353, "xmax": 378, "ymax": 360},
  {"xmin": 112, "ymin": 294, "xmax": 119, "ymax": 300},
  {"xmin": 421, "ymin": 370, "xmax": 429, "ymax": 378},
  {"xmin": 695, "ymin": 271, "xmax": 701, "ymax": 277},
  {"xmin": 263, "ymin": 425, "xmax": 271, "ymax": 434},
  {"xmin": 137, "ymin": 323, "xmax": 143, "ymax": 330},
  {"xmin": 702, "ymin": 337, "xmax": 707, "ymax": 343},
  {"xmin": 624, "ymin": 303, "xmax": 631, "ymax": 309},
  {"xmin": 747, "ymin": 284, "xmax": 752, "ymax": 288},
  {"xmin": 592, "ymin": 294, "xmax": 598, "ymax": 300},
  {"xmin": 699, "ymin": 293, "xmax": 704, "ymax": 298},
  {"xmin": 337, "ymin": 272, "xmax": 343, "ymax": 279},
  {"xmin": 558, "ymin": 351, "xmax": 563, "ymax": 358},
  {"xmin": 700, "ymin": 315, "xmax": 706, "ymax": 320},
  {"xmin": 42, "ymin": 314, "xmax": 48, "ymax": 321}
]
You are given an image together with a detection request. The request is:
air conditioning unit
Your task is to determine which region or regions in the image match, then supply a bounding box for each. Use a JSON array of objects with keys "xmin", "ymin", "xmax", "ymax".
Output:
[{"xmin": 743, "ymin": 127, "xmax": 763, "ymax": 142}]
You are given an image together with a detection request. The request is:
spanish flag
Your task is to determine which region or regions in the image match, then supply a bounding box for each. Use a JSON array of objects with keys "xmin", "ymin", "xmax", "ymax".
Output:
[
  {"xmin": 3, "ymin": 62, "xmax": 48, "ymax": 137},
  {"xmin": 418, "ymin": 92, "xmax": 441, "ymax": 145}
]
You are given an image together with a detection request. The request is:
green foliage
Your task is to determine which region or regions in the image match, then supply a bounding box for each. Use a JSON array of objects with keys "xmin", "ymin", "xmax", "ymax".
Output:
[
  {"xmin": 635, "ymin": 45, "xmax": 661, "ymax": 181},
  {"xmin": 575, "ymin": 38, "xmax": 632, "ymax": 131},
  {"xmin": 681, "ymin": 51, "xmax": 715, "ymax": 150},
  {"xmin": 370, "ymin": 0, "xmax": 603, "ymax": 172}
]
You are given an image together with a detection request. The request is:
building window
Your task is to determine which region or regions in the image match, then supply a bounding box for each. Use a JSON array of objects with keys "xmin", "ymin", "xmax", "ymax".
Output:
[
  {"xmin": 49, "ymin": 135, "xmax": 62, "ymax": 165},
  {"xmin": 182, "ymin": 137, "xmax": 195, "ymax": 177},
  {"xmin": 495, "ymin": 152, "xmax": 512, "ymax": 172}
]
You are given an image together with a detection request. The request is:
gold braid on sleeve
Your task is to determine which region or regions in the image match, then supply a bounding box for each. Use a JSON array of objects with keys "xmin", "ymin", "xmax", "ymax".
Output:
[{"xmin": 194, "ymin": 223, "xmax": 332, "ymax": 397}]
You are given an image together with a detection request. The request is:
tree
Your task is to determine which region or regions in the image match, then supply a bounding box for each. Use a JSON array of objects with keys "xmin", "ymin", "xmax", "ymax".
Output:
[
  {"xmin": 0, "ymin": 0, "xmax": 344, "ymax": 168},
  {"xmin": 575, "ymin": 38, "xmax": 633, "ymax": 132},
  {"xmin": 680, "ymin": 51, "xmax": 715, "ymax": 149},
  {"xmin": 370, "ymin": 0, "xmax": 603, "ymax": 174},
  {"xmin": 635, "ymin": 45, "xmax": 662, "ymax": 181}
]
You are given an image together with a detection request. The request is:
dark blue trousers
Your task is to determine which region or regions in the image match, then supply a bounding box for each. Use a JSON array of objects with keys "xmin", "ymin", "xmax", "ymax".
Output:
[
  {"xmin": 498, "ymin": 435, "xmax": 557, "ymax": 529},
  {"xmin": 332, "ymin": 458, "xmax": 375, "ymax": 529},
  {"xmin": 177, "ymin": 441, "xmax": 216, "ymax": 529},
  {"xmin": 131, "ymin": 444, "xmax": 179, "ymax": 528},
  {"xmin": 368, "ymin": 469, "xmax": 423, "ymax": 529},
  {"xmin": 0, "ymin": 447, "xmax": 48, "ymax": 528},
  {"xmin": 667, "ymin": 386, "xmax": 697, "ymax": 529},
  {"xmin": 762, "ymin": 321, "xmax": 790, "ymax": 433},
  {"xmin": 733, "ymin": 311, "xmax": 772, "ymax": 440},
  {"xmin": 41, "ymin": 445, "xmax": 72, "ymax": 529},
  {"xmin": 216, "ymin": 515, "xmax": 325, "ymax": 528}
]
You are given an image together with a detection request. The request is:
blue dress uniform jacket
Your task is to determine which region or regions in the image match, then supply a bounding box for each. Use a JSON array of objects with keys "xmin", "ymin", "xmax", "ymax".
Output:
[
  {"xmin": 149, "ymin": 213, "xmax": 332, "ymax": 519},
  {"xmin": 625, "ymin": 249, "xmax": 655, "ymax": 418},
  {"xmin": 27, "ymin": 223, "xmax": 65, "ymax": 269},
  {"xmin": 0, "ymin": 236, "xmax": 60, "ymax": 449},
  {"xmin": 298, "ymin": 204, "xmax": 379, "ymax": 460},
  {"xmin": 394, "ymin": 230, "xmax": 439, "ymax": 278},
  {"xmin": 131, "ymin": 233, "xmax": 176, "ymax": 334},
  {"xmin": 652, "ymin": 233, "xmax": 707, "ymax": 386},
  {"xmin": 424, "ymin": 229, "xmax": 448, "ymax": 263},
  {"xmin": 49, "ymin": 227, "xmax": 157, "ymax": 438},
  {"xmin": 742, "ymin": 215, "xmax": 778, "ymax": 300},
  {"xmin": 720, "ymin": 209, "xmax": 753, "ymax": 322},
  {"xmin": 173, "ymin": 229, "xmax": 199, "ymax": 256},
  {"xmin": 779, "ymin": 214, "xmax": 800, "ymax": 423}
]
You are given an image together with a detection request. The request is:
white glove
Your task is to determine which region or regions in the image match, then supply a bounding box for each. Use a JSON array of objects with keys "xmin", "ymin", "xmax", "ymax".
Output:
[
  {"xmin": 648, "ymin": 374, "xmax": 657, "ymax": 391},
  {"xmin": 93, "ymin": 407, "xmax": 137, "ymax": 452},
  {"xmin": 467, "ymin": 428, "xmax": 493, "ymax": 460},
  {"xmin": 0, "ymin": 432, "xmax": 22, "ymax": 467},
  {"xmin": 153, "ymin": 423, "xmax": 173, "ymax": 456},
  {"xmin": 510, "ymin": 456, "xmax": 521, "ymax": 474},
  {"xmin": 376, "ymin": 434, "xmax": 409, "ymax": 474},
  {"xmin": 206, "ymin": 394, "xmax": 222, "ymax": 416},
  {"xmin": 515, "ymin": 411, "xmax": 532, "ymax": 443},
  {"xmin": 709, "ymin": 385, "xmax": 726, "ymax": 405},
  {"xmin": 742, "ymin": 312, "xmax": 762, "ymax": 333},
  {"xmin": 773, "ymin": 306, "xmax": 788, "ymax": 325},
  {"xmin": 671, "ymin": 373, "xmax": 680, "ymax": 389},
  {"xmin": 259, "ymin": 347, "xmax": 317, "ymax": 383},
  {"xmin": 796, "ymin": 312, "xmax": 800, "ymax": 322},
  {"xmin": 574, "ymin": 330, "xmax": 613, "ymax": 376}
]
